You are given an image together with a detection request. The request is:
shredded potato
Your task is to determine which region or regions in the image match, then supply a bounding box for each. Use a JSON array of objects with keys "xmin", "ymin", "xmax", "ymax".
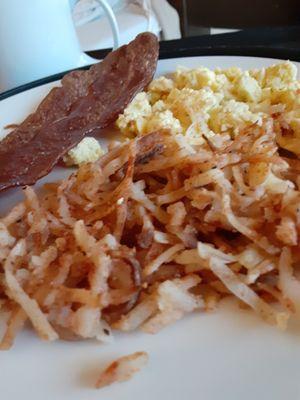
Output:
[
  {"xmin": 96, "ymin": 351, "xmax": 149, "ymax": 388},
  {"xmin": 1, "ymin": 124, "xmax": 300, "ymax": 358}
]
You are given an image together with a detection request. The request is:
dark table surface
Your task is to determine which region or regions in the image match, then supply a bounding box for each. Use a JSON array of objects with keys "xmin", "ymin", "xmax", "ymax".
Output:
[
  {"xmin": 1, "ymin": 26, "xmax": 300, "ymax": 101},
  {"xmin": 88, "ymin": 26, "xmax": 300, "ymax": 61}
]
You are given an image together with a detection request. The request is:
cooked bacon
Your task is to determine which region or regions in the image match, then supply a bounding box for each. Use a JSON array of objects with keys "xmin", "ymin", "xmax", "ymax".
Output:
[{"xmin": 0, "ymin": 32, "xmax": 159, "ymax": 192}]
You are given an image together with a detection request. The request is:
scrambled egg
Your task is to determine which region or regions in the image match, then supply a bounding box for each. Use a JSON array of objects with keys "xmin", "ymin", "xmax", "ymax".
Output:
[
  {"xmin": 64, "ymin": 137, "xmax": 104, "ymax": 167},
  {"xmin": 116, "ymin": 61, "xmax": 300, "ymax": 155}
]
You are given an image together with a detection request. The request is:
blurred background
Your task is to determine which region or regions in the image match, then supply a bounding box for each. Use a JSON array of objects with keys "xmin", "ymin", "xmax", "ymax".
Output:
[
  {"xmin": 73, "ymin": 0, "xmax": 179, "ymax": 51},
  {"xmin": 73, "ymin": 0, "xmax": 300, "ymax": 51},
  {"xmin": 1, "ymin": 0, "xmax": 299, "ymax": 94},
  {"xmin": 168, "ymin": 0, "xmax": 299, "ymax": 36}
]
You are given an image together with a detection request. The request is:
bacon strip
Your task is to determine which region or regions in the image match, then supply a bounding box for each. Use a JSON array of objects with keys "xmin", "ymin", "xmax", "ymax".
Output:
[{"xmin": 0, "ymin": 32, "xmax": 159, "ymax": 192}]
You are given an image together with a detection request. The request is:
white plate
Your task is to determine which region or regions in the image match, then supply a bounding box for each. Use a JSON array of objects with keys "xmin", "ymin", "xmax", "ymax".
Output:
[{"xmin": 1, "ymin": 56, "xmax": 300, "ymax": 400}]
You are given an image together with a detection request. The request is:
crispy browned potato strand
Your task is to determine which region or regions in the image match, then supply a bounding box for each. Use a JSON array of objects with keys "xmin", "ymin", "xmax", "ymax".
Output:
[
  {"xmin": 1, "ymin": 121, "xmax": 300, "ymax": 351},
  {"xmin": 96, "ymin": 351, "xmax": 148, "ymax": 388}
]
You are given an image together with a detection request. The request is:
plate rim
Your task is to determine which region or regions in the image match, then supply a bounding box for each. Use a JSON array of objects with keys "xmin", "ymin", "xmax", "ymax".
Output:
[{"xmin": 0, "ymin": 53, "xmax": 298, "ymax": 102}]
